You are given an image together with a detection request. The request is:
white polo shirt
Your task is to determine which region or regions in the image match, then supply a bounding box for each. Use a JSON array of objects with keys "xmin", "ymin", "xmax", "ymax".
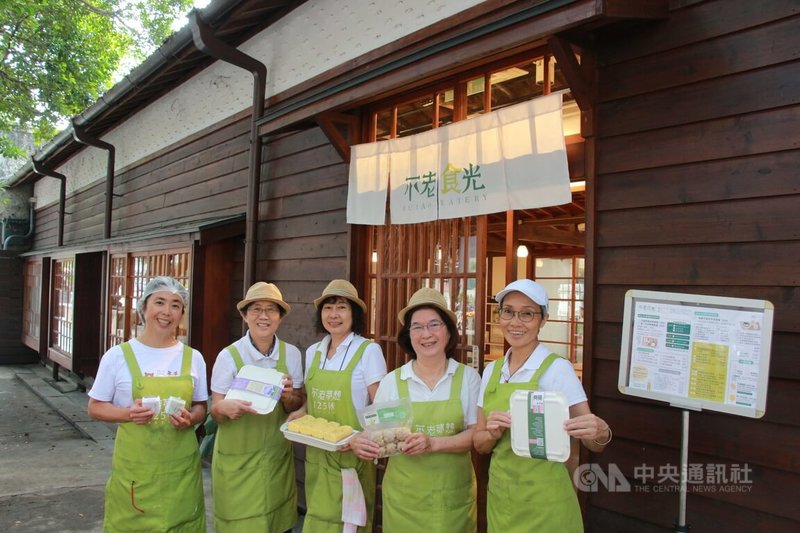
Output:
[
  {"xmin": 478, "ymin": 343, "xmax": 587, "ymax": 408},
  {"xmin": 375, "ymin": 358, "xmax": 481, "ymax": 427},
  {"xmin": 89, "ymin": 339, "xmax": 208, "ymax": 407},
  {"xmin": 210, "ymin": 333, "xmax": 304, "ymax": 395},
  {"xmin": 304, "ymin": 332, "xmax": 387, "ymax": 413}
]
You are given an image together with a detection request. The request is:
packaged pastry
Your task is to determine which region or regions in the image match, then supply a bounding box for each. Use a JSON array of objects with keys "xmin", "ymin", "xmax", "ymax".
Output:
[
  {"xmin": 164, "ymin": 396, "xmax": 186, "ymax": 416},
  {"xmin": 141, "ymin": 396, "xmax": 161, "ymax": 416},
  {"xmin": 285, "ymin": 414, "xmax": 354, "ymax": 443},
  {"xmin": 358, "ymin": 399, "xmax": 413, "ymax": 458}
]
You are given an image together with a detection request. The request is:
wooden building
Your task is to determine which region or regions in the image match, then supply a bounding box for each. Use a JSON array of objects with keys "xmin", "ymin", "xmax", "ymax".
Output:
[{"xmin": 4, "ymin": 0, "xmax": 798, "ymax": 530}]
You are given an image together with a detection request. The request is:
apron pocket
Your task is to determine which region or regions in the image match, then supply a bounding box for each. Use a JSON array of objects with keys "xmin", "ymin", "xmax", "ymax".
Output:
[{"xmin": 106, "ymin": 458, "xmax": 203, "ymax": 531}]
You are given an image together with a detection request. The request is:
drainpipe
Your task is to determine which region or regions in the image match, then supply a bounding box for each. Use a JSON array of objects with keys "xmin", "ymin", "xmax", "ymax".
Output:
[
  {"xmin": 188, "ymin": 9, "xmax": 266, "ymax": 293},
  {"xmin": 2, "ymin": 197, "xmax": 37, "ymax": 249},
  {"xmin": 72, "ymin": 120, "xmax": 116, "ymax": 239},
  {"xmin": 31, "ymin": 158, "xmax": 67, "ymax": 247}
]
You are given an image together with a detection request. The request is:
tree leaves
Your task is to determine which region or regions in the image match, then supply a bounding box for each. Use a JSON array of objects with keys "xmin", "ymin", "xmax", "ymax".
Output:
[{"xmin": 0, "ymin": 0, "xmax": 194, "ymax": 158}]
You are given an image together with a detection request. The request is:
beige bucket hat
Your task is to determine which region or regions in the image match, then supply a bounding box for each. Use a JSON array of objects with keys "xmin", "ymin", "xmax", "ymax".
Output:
[
  {"xmin": 237, "ymin": 282, "xmax": 291, "ymax": 314},
  {"xmin": 313, "ymin": 279, "xmax": 367, "ymax": 312},
  {"xmin": 398, "ymin": 287, "xmax": 457, "ymax": 325}
]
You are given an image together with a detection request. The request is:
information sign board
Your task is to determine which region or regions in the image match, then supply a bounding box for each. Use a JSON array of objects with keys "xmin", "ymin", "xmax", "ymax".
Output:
[{"xmin": 618, "ymin": 290, "xmax": 773, "ymax": 418}]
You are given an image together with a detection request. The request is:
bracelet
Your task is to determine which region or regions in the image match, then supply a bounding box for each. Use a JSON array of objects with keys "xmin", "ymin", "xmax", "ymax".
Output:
[{"xmin": 593, "ymin": 426, "xmax": 612, "ymax": 446}]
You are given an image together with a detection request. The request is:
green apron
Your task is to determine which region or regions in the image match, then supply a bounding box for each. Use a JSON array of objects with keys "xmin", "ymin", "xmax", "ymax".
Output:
[
  {"xmin": 303, "ymin": 340, "xmax": 376, "ymax": 533},
  {"xmin": 483, "ymin": 353, "xmax": 582, "ymax": 533},
  {"xmin": 104, "ymin": 342, "xmax": 205, "ymax": 533},
  {"xmin": 212, "ymin": 341, "xmax": 297, "ymax": 532},
  {"xmin": 382, "ymin": 363, "xmax": 477, "ymax": 533}
]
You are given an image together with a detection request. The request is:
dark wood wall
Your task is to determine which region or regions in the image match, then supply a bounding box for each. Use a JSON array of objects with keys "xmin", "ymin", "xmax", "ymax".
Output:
[
  {"xmin": 255, "ymin": 126, "xmax": 350, "ymax": 352},
  {"xmin": 586, "ymin": 0, "xmax": 800, "ymax": 530},
  {"xmin": 0, "ymin": 252, "xmax": 36, "ymax": 364},
  {"xmin": 33, "ymin": 114, "xmax": 252, "ymax": 249}
]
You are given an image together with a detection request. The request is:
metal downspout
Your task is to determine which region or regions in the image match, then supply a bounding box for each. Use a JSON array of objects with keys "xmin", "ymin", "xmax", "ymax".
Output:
[
  {"xmin": 2, "ymin": 198, "xmax": 37, "ymax": 250},
  {"xmin": 72, "ymin": 121, "xmax": 116, "ymax": 239},
  {"xmin": 187, "ymin": 10, "xmax": 267, "ymax": 292},
  {"xmin": 31, "ymin": 158, "xmax": 67, "ymax": 247}
]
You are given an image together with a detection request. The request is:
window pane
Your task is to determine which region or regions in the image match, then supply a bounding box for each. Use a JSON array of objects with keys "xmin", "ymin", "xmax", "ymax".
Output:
[
  {"xmin": 51, "ymin": 259, "xmax": 75, "ymax": 354},
  {"xmin": 437, "ymin": 90, "xmax": 455, "ymax": 127},
  {"xmin": 108, "ymin": 256, "xmax": 127, "ymax": 347},
  {"xmin": 375, "ymin": 109, "xmax": 392, "ymax": 141},
  {"xmin": 466, "ymin": 76, "xmax": 485, "ymax": 118},
  {"xmin": 397, "ymin": 97, "xmax": 435, "ymax": 137},
  {"xmin": 490, "ymin": 63, "xmax": 542, "ymax": 110},
  {"xmin": 23, "ymin": 261, "xmax": 41, "ymax": 339},
  {"xmin": 128, "ymin": 250, "xmax": 190, "ymax": 342}
]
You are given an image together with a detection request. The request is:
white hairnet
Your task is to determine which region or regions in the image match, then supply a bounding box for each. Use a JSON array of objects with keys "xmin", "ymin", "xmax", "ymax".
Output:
[{"xmin": 136, "ymin": 276, "xmax": 189, "ymax": 324}]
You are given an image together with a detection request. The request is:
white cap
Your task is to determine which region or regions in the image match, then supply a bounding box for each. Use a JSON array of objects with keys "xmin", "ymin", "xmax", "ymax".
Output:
[{"xmin": 495, "ymin": 279, "xmax": 548, "ymax": 315}]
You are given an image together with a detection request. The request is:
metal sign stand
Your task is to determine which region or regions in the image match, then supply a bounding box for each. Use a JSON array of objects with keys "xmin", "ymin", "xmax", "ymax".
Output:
[{"xmin": 675, "ymin": 409, "xmax": 691, "ymax": 532}]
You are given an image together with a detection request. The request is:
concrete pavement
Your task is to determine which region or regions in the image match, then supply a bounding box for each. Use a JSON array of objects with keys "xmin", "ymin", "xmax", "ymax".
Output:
[
  {"xmin": 0, "ymin": 363, "xmax": 215, "ymax": 532},
  {"xmin": 0, "ymin": 362, "xmax": 304, "ymax": 532}
]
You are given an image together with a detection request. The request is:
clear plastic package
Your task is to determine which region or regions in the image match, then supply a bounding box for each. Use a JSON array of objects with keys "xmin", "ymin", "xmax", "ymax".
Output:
[
  {"xmin": 141, "ymin": 396, "xmax": 161, "ymax": 416},
  {"xmin": 358, "ymin": 399, "xmax": 413, "ymax": 458},
  {"xmin": 164, "ymin": 396, "xmax": 186, "ymax": 416}
]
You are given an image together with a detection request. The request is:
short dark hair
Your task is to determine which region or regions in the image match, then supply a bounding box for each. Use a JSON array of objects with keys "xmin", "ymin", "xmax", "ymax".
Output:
[
  {"xmin": 314, "ymin": 296, "xmax": 366, "ymax": 336},
  {"xmin": 397, "ymin": 305, "xmax": 459, "ymax": 359},
  {"xmin": 239, "ymin": 301, "xmax": 287, "ymax": 319}
]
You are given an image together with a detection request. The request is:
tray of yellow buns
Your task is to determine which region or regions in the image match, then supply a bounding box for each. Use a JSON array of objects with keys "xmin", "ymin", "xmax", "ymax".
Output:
[{"xmin": 281, "ymin": 415, "xmax": 356, "ymax": 451}]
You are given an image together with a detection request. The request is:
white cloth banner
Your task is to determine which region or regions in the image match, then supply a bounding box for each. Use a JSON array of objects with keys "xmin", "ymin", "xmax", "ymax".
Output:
[
  {"xmin": 346, "ymin": 93, "xmax": 571, "ymax": 225},
  {"xmin": 346, "ymin": 141, "xmax": 390, "ymax": 225}
]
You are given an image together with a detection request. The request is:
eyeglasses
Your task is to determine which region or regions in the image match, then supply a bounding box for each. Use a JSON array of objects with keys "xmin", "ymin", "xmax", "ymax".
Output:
[
  {"xmin": 498, "ymin": 308, "xmax": 542, "ymax": 323},
  {"xmin": 247, "ymin": 306, "xmax": 280, "ymax": 317},
  {"xmin": 409, "ymin": 320, "xmax": 446, "ymax": 335}
]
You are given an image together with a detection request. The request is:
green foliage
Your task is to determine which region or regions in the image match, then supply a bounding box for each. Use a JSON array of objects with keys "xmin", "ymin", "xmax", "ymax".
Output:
[{"xmin": 0, "ymin": 0, "xmax": 194, "ymax": 158}]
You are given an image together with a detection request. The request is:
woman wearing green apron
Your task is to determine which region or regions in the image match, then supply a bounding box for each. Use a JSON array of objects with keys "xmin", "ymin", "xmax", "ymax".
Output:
[
  {"xmin": 209, "ymin": 282, "xmax": 305, "ymax": 532},
  {"xmin": 474, "ymin": 279, "xmax": 612, "ymax": 532},
  {"xmin": 289, "ymin": 280, "xmax": 387, "ymax": 533},
  {"xmin": 88, "ymin": 276, "xmax": 207, "ymax": 533},
  {"xmin": 352, "ymin": 287, "xmax": 480, "ymax": 532}
]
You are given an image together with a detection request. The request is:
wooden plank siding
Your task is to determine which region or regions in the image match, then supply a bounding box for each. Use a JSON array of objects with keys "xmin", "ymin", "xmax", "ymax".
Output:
[
  {"xmin": 32, "ymin": 114, "xmax": 252, "ymax": 249},
  {"xmin": 254, "ymin": 126, "xmax": 350, "ymax": 351},
  {"xmin": 587, "ymin": 0, "xmax": 800, "ymax": 530}
]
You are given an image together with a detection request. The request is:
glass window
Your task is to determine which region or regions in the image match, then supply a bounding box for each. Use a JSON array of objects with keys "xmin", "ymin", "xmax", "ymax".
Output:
[
  {"xmin": 22, "ymin": 260, "xmax": 42, "ymax": 343},
  {"xmin": 536, "ymin": 257, "xmax": 584, "ymax": 365},
  {"xmin": 106, "ymin": 249, "xmax": 190, "ymax": 349},
  {"xmin": 50, "ymin": 258, "xmax": 75, "ymax": 355}
]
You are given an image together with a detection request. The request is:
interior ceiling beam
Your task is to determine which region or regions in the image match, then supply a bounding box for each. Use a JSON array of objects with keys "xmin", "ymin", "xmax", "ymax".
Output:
[
  {"xmin": 486, "ymin": 234, "xmax": 583, "ymax": 256},
  {"xmin": 518, "ymin": 226, "xmax": 584, "ymax": 247},
  {"xmin": 487, "ymin": 216, "xmax": 585, "ymax": 232}
]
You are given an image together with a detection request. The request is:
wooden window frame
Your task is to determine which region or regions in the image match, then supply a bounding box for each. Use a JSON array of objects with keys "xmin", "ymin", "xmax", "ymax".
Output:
[
  {"xmin": 105, "ymin": 248, "xmax": 191, "ymax": 350},
  {"xmin": 49, "ymin": 257, "xmax": 75, "ymax": 365},
  {"xmin": 22, "ymin": 259, "xmax": 42, "ymax": 351}
]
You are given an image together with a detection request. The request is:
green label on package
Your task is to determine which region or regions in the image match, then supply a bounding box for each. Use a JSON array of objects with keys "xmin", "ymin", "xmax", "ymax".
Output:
[
  {"xmin": 527, "ymin": 391, "xmax": 547, "ymax": 459},
  {"xmin": 376, "ymin": 405, "xmax": 407, "ymax": 423}
]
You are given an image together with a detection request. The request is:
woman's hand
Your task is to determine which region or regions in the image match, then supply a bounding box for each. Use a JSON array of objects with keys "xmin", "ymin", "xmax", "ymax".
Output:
[
  {"xmin": 129, "ymin": 399, "xmax": 155, "ymax": 425},
  {"xmin": 485, "ymin": 410, "xmax": 512, "ymax": 440},
  {"xmin": 286, "ymin": 405, "xmax": 307, "ymax": 422},
  {"xmin": 564, "ymin": 413, "xmax": 608, "ymax": 441},
  {"xmin": 349, "ymin": 433, "xmax": 380, "ymax": 461},
  {"xmin": 401, "ymin": 432, "xmax": 433, "ymax": 456},
  {"xmin": 169, "ymin": 407, "xmax": 195, "ymax": 430},
  {"xmin": 280, "ymin": 374, "xmax": 293, "ymax": 400},
  {"xmin": 566, "ymin": 402, "xmax": 611, "ymax": 452},
  {"xmin": 215, "ymin": 398, "xmax": 258, "ymax": 421}
]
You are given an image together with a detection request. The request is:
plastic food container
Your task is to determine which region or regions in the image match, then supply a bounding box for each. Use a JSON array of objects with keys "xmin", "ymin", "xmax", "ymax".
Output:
[
  {"xmin": 509, "ymin": 390, "xmax": 570, "ymax": 462},
  {"xmin": 280, "ymin": 422, "xmax": 356, "ymax": 451},
  {"xmin": 225, "ymin": 365, "xmax": 284, "ymax": 414}
]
